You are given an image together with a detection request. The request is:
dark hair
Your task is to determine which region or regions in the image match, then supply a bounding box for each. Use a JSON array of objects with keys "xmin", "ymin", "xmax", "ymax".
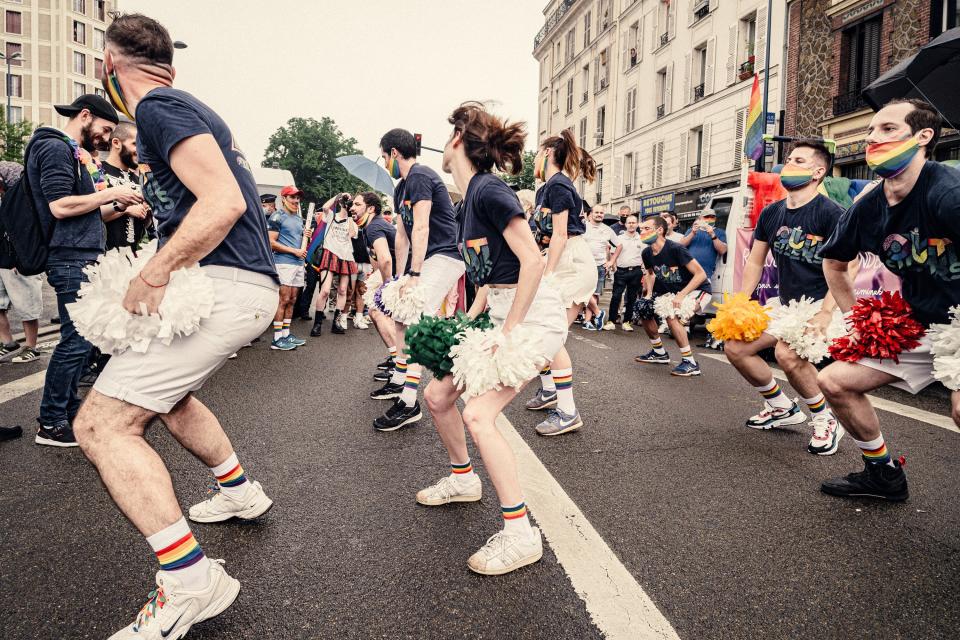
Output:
[
  {"xmin": 886, "ymin": 98, "xmax": 942, "ymax": 157},
  {"xmin": 790, "ymin": 139, "xmax": 833, "ymax": 174},
  {"xmin": 105, "ymin": 13, "xmax": 174, "ymax": 65},
  {"xmin": 111, "ymin": 121, "xmax": 136, "ymax": 143},
  {"xmin": 448, "ymin": 101, "xmax": 526, "ymax": 174},
  {"xmin": 618, "ymin": 205, "xmax": 631, "ymax": 213},
  {"xmin": 359, "ymin": 191, "xmax": 381, "ymax": 214},
  {"xmin": 379, "ymin": 128, "xmax": 417, "ymax": 160},
  {"xmin": 647, "ymin": 216, "xmax": 669, "ymax": 235},
  {"xmin": 541, "ymin": 128, "xmax": 597, "ymax": 183}
]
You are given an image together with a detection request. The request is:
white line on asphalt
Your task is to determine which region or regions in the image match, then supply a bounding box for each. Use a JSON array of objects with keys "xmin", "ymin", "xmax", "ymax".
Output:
[
  {"xmin": 569, "ymin": 332, "xmax": 611, "ymax": 350},
  {"xmin": 495, "ymin": 413, "xmax": 680, "ymax": 640},
  {"xmin": 0, "ymin": 370, "xmax": 46, "ymax": 405},
  {"xmin": 698, "ymin": 352, "xmax": 959, "ymax": 434}
]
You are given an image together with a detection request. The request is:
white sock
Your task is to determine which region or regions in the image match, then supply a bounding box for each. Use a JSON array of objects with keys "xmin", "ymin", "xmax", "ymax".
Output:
[
  {"xmin": 282, "ymin": 319, "xmax": 291, "ymax": 338},
  {"xmin": 147, "ymin": 517, "xmax": 211, "ymax": 590},
  {"xmin": 539, "ymin": 367, "xmax": 556, "ymax": 394},
  {"xmin": 399, "ymin": 368, "xmax": 421, "ymax": 406},
  {"xmin": 389, "ymin": 359, "xmax": 407, "ymax": 386},
  {"xmin": 754, "ymin": 379, "xmax": 794, "ymax": 410},
  {"xmin": 210, "ymin": 452, "xmax": 250, "ymax": 500},
  {"xmin": 450, "ymin": 459, "xmax": 477, "ymax": 482},
  {"xmin": 552, "ymin": 368, "xmax": 576, "ymax": 414},
  {"xmin": 502, "ymin": 502, "xmax": 534, "ymax": 536}
]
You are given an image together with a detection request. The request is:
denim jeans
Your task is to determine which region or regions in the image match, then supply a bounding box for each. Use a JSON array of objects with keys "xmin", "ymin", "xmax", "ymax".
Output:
[
  {"xmin": 595, "ymin": 264, "xmax": 607, "ymax": 297},
  {"xmin": 40, "ymin": 259, "xmax": 93, "ymax": 425}
]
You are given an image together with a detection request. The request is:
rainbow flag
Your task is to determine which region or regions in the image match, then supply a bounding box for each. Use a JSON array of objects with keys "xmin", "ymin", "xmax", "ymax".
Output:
[{"xmin": 744, "ymin": 74, "xmax": 764, "ymax": 162}]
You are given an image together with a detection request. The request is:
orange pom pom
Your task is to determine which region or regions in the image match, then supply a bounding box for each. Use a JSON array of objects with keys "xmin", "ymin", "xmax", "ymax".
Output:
[{"xmin": 707, "ymin": 293, "xmax": 770, "ymax": 342}]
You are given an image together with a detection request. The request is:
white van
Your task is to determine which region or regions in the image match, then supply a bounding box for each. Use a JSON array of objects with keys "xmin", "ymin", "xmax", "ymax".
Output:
[{"xmin": 700, "ymin": 185, "xmax": 749, "ymax": 314}]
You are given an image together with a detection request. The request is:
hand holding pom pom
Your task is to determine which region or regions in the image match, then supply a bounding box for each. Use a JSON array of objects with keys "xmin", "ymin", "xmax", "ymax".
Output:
[
  {"xmin": 450, "ymin": 325, "xmax": 546, "ymax": 397},
  {"xmin": 828, "ymin": 291, "xmax": 925, "ymax": 364},
  {"xmin": 766, "ymin": 296, "xmax": 847, "ymax": 363},
  {"xmin": 706, "ymin": 293, "xmax": 769, "ymax": 342},
  {"xmin": 405, "ymin": 312, "xmax": 493, "ymax": 379},
  {"xmin": 653, "ymin": 293, "xmax": 698, "ymax": 322}
]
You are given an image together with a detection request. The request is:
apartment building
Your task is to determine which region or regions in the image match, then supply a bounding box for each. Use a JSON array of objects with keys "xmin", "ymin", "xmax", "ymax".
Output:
[
  {"xmin": 0, "ymin": 0, "xmax": 116, "ymax": 128},
  {"xmin": 533, "ymin": 0, "xmax": 785, "ymax": 223}
]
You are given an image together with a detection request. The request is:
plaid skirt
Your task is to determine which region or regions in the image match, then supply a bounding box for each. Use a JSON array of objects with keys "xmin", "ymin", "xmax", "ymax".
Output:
[{"xmin": 317, "ymin": 249, "xmax": 358, "ymax": 276}]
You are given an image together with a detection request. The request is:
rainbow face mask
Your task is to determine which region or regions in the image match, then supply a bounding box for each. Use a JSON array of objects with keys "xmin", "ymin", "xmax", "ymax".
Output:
[
  {"xmin": 101, "ymin": 64, "xmax": 134, "ymax": 121},
  {"xmin": 534, "ymin": 152, "xmax": 549, "ymax": 181},
  {"xmin": 866, "ymin": 135, "xmax": 920, "ymax": 179},
  {"xmin": 779, "ymin": 163, "xmax": 815, "ymax": 190},
  {"xmin": 640, "ymin": 230, "xmax": 659, "ymax": 245},
  {"xmin": 386, "ymin": 156, "xmax": 401, "ymax": 180}
]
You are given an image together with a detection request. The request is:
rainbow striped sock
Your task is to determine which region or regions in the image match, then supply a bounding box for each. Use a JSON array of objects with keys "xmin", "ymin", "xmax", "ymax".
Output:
[
  {"xmin": 390, "ymin": 358, "xmax": 407, "ymax": 385},
  {"xmin": 552, "ymin": 368, "xmax": 576, "ymax": 414},
  {"xmin": 211, "ymin": 453, "xmax": 249, "ymax": 499},
  {"xmin": 502, "ymin": 501, "xmax": 532, "ymax": 535},
  {"xmin": 282, "ymin": 319, "xmax": 291, "ymax": 338},
  {"xmin": 855, "ymin": 435, "xmax": 894, "ymax": 467},
  {"xmin": 451, "ymin": 459, "xmax": 474, "ymax": 477},
  {"xmin": 755, "ymin": 379, "xmax": 793, "ymax": 409},
  {"xmin": 650, "ymin": 338, "xmax": 666, "ymax": 355},
  {"xmin": 389, "ymin": 346, "xmax": 397, "ymax": 358},
  {"xmin": 680, "ymin": 346, "xmax": 696, "ymax": 364},
  {"xmin": 273, "ymin": 321, "xmax": 283, "ymax": 341},
  {"xmin": 147, "ymin": 518, "xmax": 211, "ymax": 589},
  {"xmin": 803, "ymin": 393, "xmax": 828, "ymax": 415},
  {"xmin": 400, "ymin": 368, "xmax": 421, "ymax": 405}
]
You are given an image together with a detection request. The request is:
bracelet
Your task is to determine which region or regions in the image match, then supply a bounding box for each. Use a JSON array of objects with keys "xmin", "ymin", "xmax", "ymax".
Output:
[
  {"xmin": 138, "ymin": 272, "xmax": 169, "ymax": 288},
  {"xmin": 409, "ymin": 270, "xmax": 421, "ymax": 277}
]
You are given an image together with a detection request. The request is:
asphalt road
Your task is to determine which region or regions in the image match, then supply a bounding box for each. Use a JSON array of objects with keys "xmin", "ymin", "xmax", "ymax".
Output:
[{"xmin": 1, "ymin": 317, "xmax": 957, "ymax": 640}]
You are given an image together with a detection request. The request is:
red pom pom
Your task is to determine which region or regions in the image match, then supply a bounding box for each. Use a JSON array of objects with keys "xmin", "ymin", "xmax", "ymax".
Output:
[{"xmin": 829, "ymin": 291, "xmax": 926, "ymax": 364}]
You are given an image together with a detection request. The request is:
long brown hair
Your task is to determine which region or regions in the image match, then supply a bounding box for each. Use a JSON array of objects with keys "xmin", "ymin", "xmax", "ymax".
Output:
[
  {"xmin": 542, "ymin": 128, "xmax": 597, "ymax": 183},
  {"xmin": 448, "ymin": 101, "xmax": 527, "ymax": 174}
]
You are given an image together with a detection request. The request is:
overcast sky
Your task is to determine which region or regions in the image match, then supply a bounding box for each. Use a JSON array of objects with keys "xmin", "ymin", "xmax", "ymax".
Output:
[{"xmin": 120, "ymin": 0, "xmax": 545, "ymax": 178}]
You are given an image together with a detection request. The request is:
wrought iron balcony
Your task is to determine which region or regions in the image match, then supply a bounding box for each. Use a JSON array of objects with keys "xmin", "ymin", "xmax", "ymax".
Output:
[
  {"xmin": 660, "ymin": 32, "xmax": 669, "ymax": 47},
  {"xmin": 693, "ymin": 1, "xmax": 709, "ymax": 21},
  {"xmin": 534, "ymin": 0, "xmax": 578, "ymax": 49},
  {"xmin": 833, "ymin": 90, "xmax": 868, "ymax": 117},
  {"xmin": 690, "ymin": 164, "xmax": 701, "ymax": 180},
  {"xmin": 693, "ymin": 83, "xmax": 705, "ymax": 102},
  {"xmin": 656, "ymin": 104, "xmax": 665, "ymax": 119},
  {"xmin": 582, "ymin": 90, "xmax": 589, "ymax": 104},
  {"xmin": 624, "ymin": 184, "xmax": 633, "ymax": 196}
]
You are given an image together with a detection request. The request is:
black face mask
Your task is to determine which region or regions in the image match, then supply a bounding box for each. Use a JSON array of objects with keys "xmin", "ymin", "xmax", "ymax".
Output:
[{"xmin": 619, "ymin": 216, "xmax": 627, "ymax": 224}]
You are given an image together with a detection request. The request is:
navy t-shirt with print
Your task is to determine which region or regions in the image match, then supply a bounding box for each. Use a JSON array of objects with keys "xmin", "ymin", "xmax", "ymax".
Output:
[
  {"xmin": 531, "ymin": 173, "xmax": 585, "ymax": 247},
  {"xmin": 753, "ymin": 194, "xmax": 843, "ymax": 304},
  {"xmin": 135, "ymin": 87, "xmax": 278, "ymax": 281},
  {"xmin": 458, "ymin": 172, "xmax": 525, "ymax": 286},
  {"xmin": 642, "ymin": 239, "xmax": 711, "ymax": 296},
  {"xmin": 364, "ymin": 214, "xmax": 397, "ymax": 274},
  {"xmin": 822, "ymin": 161, "xmax": 960, "ymax": 326},
  {"xmin": 392, "ymin": 163, "xmax": 461, "ymax": 261}
]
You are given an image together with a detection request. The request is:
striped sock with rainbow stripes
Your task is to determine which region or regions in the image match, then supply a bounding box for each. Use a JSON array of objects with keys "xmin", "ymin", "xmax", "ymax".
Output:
[
  {"xmin": 754, "ymin": 379, "xmax": 794, "ymax": 410},
  {"xmin": 282, "ymin": 319, "xmax": 292, "ymax": 338},
  {"xmin": 502, "ymin": 501, "xmax": 533, "ymax": 535},
  {"xmin": 803, "ymin": 393, "xmax": 830, "ymax": 416},
  {"xmin": 552, "ymin": 367, "xmax": 576, "ymax": 414},
  {"xmin": 147, "ymin": 517, "xmax": 211, "ymax": 590},
  {"xmin": 399, "ymin": 365, "xmax": 422, "ymax": 406},
  {"xmin": 650, "ymin": 338, "xmax": 666, "ymax": 355},
  {"xmin": 450, "ymin": 459, "xmax": 476, "ymax": 480},
  {"xmin": 273, "ymin": 321, "xmax": 283, "ymax": 342},
  {"xmin": 854, "ymin": 434, "xmax": 896, "ymax": 467},
  {"xmin": 390, "ymin": 358, "xmax": 408, "ymax": 386},
  {"xmin": 210, "ymin": 452, "xmax": 250, "ymax": 500}
]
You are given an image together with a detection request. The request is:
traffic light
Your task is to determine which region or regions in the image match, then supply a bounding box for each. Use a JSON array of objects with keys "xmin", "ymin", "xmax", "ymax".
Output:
[{"xmin": 414, "ymin": 133, "xmax": 423, "ymax": 156}]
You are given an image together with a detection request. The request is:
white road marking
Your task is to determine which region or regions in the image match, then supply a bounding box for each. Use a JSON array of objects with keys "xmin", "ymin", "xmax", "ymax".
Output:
[
  {"xmin": 0, "ymin": 370, "xmax": 47, "ymax": 405},
  {"xmin": 496, "ymin": 413, "xmax": 680, "ymax": 640},
  {"xmin": 697, "ymin": 352, "xmax": 958, "ymax": 434},
  {"xmin": 569, "ymin": 332, "xmax": 611, "ymax": 350}
]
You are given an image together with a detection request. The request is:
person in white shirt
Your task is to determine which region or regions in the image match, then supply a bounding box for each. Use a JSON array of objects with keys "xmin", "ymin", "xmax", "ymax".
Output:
[
  {"xmin": 606, "ymin": 213, "xmax": 644, "ymax": 330},
  {"xmin": 581, "ymin": 206, "xmax": 616, "ymax": 330},
  {"xmin": 311, "ymin": 192, "xmax": 359, "ymax": 335}
]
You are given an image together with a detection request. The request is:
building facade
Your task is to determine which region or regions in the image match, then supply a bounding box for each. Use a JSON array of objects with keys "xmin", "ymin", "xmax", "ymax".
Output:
[
  {"xmin": 533, "ymin": 0, "xmax": 785, "ymax": 223},
  {"xmin": 784, "ymin": 0, "xmax": 959, "ymax": 178},
  {"xmin": 0, "ymin": 0, "xmax": 116, "ymax": 128}
]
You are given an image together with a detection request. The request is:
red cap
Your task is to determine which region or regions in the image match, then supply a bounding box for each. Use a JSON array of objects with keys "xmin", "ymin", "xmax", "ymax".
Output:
[{"xmin": 280, "ymin": 185, "xmax": 303, "ymax": 197}]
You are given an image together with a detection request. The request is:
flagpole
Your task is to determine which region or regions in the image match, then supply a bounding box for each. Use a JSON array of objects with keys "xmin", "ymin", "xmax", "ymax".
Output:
[{"xmin": 754, "ymin": 0, "xmax": 774, "ymax": 172}]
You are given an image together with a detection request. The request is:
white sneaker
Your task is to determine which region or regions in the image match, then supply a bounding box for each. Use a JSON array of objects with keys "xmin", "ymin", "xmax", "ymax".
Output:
[
  {"xmin": 622, "ymin": 322, "xmax": 633, "ymax": 332},
  {"xmin": 108, "ymin": 560, "xmax": 240, "ymax": 639},
  {"xmin": 337, "ymin": 314, "xmax": 349, "ymax": 330},
  {"xmin": 353, "ymin": 315, "xmax": 370, "ymax": 329},
  {"xmin": 467, "ymin": 527, "xmax": 543, "ymax": 576},
  {"xmin": 808, "ymin": 414, "xmax": 846, "ymax": 456},
  {"xmin": 745, "ymin": 400, "xmax": 807, "ymax": 430},
  {"xmin": 188, "ymin": 480, "xmax": 273, "ymax": 524},
  {"xmin": 416, "ymin": 474, "xmax": 482, "ymax": 506}
]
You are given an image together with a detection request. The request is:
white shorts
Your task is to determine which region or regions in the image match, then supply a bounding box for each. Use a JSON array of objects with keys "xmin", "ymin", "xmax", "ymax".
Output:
[
  {"xmin": 418, "ymin": 254, "xmax": 466, "ymax": 319},
  {"xmin": 0, "ymin": 268, "xmax": 43, "ymax": 320},
  {"xmin": 276, "ymin": 263, "xmax": 305, "ymax": 288},
  {"xmin": 547, "ymin": 235, "xmax": 597, "ymax": 308},
  {"xmin": 94, "ymin": 267, "xmax": 279, "ymax": 414},
  {"xmin": 856, "ymin": 335, "xmax": 936, "ymax": 395},
  {"xmin": 487, "ymin": 283, "xmax": 568, "ymax": 364}
]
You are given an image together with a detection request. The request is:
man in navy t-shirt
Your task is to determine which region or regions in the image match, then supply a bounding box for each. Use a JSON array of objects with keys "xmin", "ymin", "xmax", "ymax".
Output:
[{"xmin": 71, "ymin": 15, "xmax": 279, "ymax": 638}]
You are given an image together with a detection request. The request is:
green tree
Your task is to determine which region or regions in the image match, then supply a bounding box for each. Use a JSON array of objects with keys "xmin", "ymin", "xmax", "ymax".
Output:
[
  {"xmin": 0, "ymin": 112, "xmax": 35, "ymax": 163},
  {"xmin": 499, "ymin": 150, "xmax": 536, "ymax": 191},
  {"xmin": 263, "ymin": 117, "xmax": 366, "ymax": 206}
]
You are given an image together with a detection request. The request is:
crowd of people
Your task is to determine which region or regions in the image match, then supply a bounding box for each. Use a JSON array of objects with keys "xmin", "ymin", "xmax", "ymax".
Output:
[{"xmin": 0, "ymin": 10, "xmax": 957, "ymax": 639}]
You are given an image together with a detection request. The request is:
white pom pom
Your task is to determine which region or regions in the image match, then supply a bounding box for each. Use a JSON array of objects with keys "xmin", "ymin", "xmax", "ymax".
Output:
[
  {"xmin": 391, "ymin": 281, "xmax": 427, "ymax": 325},
  {"xmin": 450, "ymin": 325, "xmax": 546, "ymax": 398},
  {"xmin": 362, "ymin": 283, "xmax": 378, "ymax": 308},
  {"xmin": 929, "ymin": 305, "xmax": 960, "ymax": 391},
  {"xmin": 766, "ymin": 296, "xmax": 846, "ymax": 364},
  {"xmin": 377, "ymin": 275, "xmax": 406, "ymax": 316},
  {"xmin": 653, "ymin": 292, "xmax": 698, "ymax": 322},
  {"xmin": 67, "ymin": 241, "xmax": 216, "ymax": 355}
]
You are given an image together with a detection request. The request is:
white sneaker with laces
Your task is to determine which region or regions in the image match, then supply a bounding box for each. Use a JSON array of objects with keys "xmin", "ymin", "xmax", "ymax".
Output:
[
  {"xmin": 467, "ymin": 527, "xmax": 543, "ymax": 575},
  {"xmin": 188, "ymin": 480, "xmax": 273, "ymax": 523},
  {"xmin": 745, "ymin": 400, "xmax": 807, "ymax": 430},
  {"xmin": 353, "ymin": 315, "xmax": 370, "ymax": 329},
  {"xmin": 337, "ymin": 314, "xmax": 349, "ymax": 330},
  {"xmin": 416, "ymin": 474, "xmax": 482, "ymax": 506},
  {"xmin": 807, "ymin": 414, "xmax": 845, "ymax": 456},
  {"xmin": 108, "ymin": 560, "xmax": 240, "ymax": 639}
]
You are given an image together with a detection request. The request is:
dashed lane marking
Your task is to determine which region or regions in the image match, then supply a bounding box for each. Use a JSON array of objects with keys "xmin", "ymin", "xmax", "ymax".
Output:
[
  {"xmin": 496, "ymin": 413, "xmax": 680, "ymax": 640},
  {"xmin": 0, "ymin": 370, "xmax": 47, "ymax": 405}
]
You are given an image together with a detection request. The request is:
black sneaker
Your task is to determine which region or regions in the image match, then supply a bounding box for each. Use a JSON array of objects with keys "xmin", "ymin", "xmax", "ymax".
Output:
[
  {"xmin": 298, "ymin": 314, "xmax": 313, "ymax": 321},
  {"xmin": 376, "ymin": 357, "xmax": 395, "ymax": 371},
  {"xmin": 310, "ymin": 318, "xmax": 323, "ymax": 337},
  {"xmin": 0, "ymin": 425, "xmax": 23, "ymax": 442},
  {"xmin": 35, "ymin": 419, "xmax": 79, "ymax": 448},
  {"xmin": 373, "ymin": 400, "xmax": 422, "ymax": 432},
  {"xmin": 821, "ymin": 458, "xmax": 909, "ymax": 502},
  {"xmin": 373, "ymin": 369, "xmax": 394, "ymax": 382},
  {"xmin": 634, "ymin": 349, "xmax": 670, "ymax": 364},
  {"xmin": 370, "ymin": 382, "xmax": 403, "ymax": 400}
]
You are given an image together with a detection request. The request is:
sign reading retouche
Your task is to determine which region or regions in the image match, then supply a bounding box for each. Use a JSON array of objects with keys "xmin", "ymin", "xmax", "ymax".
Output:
[{"xmin": 640, "ymin": 192, "xmax": 676, "ymax": 216}]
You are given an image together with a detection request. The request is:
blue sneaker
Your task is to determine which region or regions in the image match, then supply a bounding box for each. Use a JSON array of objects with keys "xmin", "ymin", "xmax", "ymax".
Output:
[
  {"xmin": 671, "ymin": 360, "xmax": 701, "ymax": 377},
  {"xmin": 535, "ymin": 408, "xmax": 583, "ymax": 436},
  {"xmin": 582, "ymin": 320, "xmax": 598, "ymax": 331},
  {"xmin": 270, "ymin": 337, "xmax": 296, "ymax": 351},
  {"xmin": 634, "ymin": 349, "xmax": 670, "ymax": 364},
  {"xmin": 594, "ymin": 310, "xmax": 607, "ymax": 330},
  {"xmin": 287, "ymin": 334, "xmax": 306, "ymax": 346}
]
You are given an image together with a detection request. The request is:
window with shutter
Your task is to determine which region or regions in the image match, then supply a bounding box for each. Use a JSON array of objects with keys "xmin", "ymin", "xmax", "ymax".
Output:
[
  {"xmin": 6, "ymin": 11, "xmax": 22, "ymax": 34},
  {"xmin": 733, "ymin": 108, "xmax": 746, "ymax": 170},
  {"xmin": 580, "ymin": 117, "xmax": 588, "ymax": 150},
  {"xmin": 702, "ymin": 122, "xmax": 712, "ymax": 175},
  {"xmin": 704, "ymin": 36, "xmax": 716, "ymax": 95},
  {"xmin": 678, "ymin": 132, "xmax": 689, "ymax": 183},
  {"xmin": 726, "ymin": 23, "xmax": 738, "ymax": 85},
  {"xmin": 665, "ymin": 62, "xmax": 674, "ymax": 112},
  {"xmin": 584, "ymin": 11, "xmax": 592, "ymax": 47},
  {"xmin": 755, "ymin": 6, "xmax": 767, "ymax": 73}
]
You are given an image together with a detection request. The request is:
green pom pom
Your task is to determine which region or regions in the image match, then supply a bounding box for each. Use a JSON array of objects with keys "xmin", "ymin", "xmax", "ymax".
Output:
[{"xmin": 405, "ymin": 311, "xmax": 495, "ymax": 378}]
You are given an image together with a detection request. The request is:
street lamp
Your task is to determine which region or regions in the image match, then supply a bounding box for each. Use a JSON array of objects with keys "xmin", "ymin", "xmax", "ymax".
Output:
[{"xmin": 0, "ymin": 51, "xmax": 24, "ymax": 123}]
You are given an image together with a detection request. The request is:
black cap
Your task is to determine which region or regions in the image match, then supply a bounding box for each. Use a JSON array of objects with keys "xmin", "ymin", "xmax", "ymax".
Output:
[
  {"xmin": 54, "ymin": 94, "xmax": 120, "ymax": 124},
  {"xmin": 260, "ymin": 193, "xmax": 277, "ymax": 204}
]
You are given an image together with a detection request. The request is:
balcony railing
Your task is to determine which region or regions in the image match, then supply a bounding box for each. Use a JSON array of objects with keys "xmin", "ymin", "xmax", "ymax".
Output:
[
  {"xmin": 656, "ymin": 104, "xmax": 665, "ymax": 119},
  {"xmin": 738, "ymin": 60, "xmax": 754, "ymax": 80},
  {"xmin": 833, "ymin": 90, "xmax": 867, "ymax": 116},
  {"xmin": 693, "ymin": 83, "xmax": 705, "ymax": 102},
  {"xmin": 693, "ymin": 1, "xmax": 709, "ymax": 21},
  {"xmin": 582, "ymin": 90, "xmax": 589, "ymax": 104},
  {"xmin": 624, "ymin": 184, "xmax": 632, "ymax": 196},
  {"xmin": 659, "ymin": 32, "xmax": 669, "ymax": 47},
  {"xmin": 534, "ymin": 0, "xmax": 578, "ymax": 49},
  {"xmin": 690, "ymin": 164, "xmax": 701, "ymax": 180}
]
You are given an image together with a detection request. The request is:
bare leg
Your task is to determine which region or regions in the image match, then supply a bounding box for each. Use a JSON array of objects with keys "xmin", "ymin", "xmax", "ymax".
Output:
[
  {"xmin": 775, "ymin": 341, "xmax": 822, "ymax": 399},
  {"xmin": 23, "ymin": 319, "xmax": 38, "ymax": 348},
  {"xmin": 641, "ymin": 318, "xmax": 659, "ymax": 340},
  {"xmin": 666, "ymin": 317, "xmax": 690, "ymax": 350},
  {"xmin": 724, "ymin": 333, "xmax": 780, "ymax": 386},
  {"xmin": 818, "ymin": 362, "xmax": 900, "ymax": 441},
  {"xmin": 335, "ymin": 276, "xmax": 350, "ymax": 312},
  {"xmin": 161, "ymin": 394, "xmax": 236, "ymax": 468},
  {"xmin": 462, "ymin": 385, "xmax": 524, "ymax": 506},
  {"xmin": 423, "ymin": 376, "xmax": 469, "ymax": 464},
  {"xmin": 315, "ymin": 271, "xmax": 333, "ymax": 312},
  {"xmin": 370, "ymin": 308, "xmax": 395, "ymax": 349},
  {"xmin": 0, "ymin": 310, "xmax": 11, "ymax": 343}
]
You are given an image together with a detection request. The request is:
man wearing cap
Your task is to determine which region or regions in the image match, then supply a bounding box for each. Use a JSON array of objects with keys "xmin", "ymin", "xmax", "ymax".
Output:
[
  {"xmin": 27, "ymin": 94, "xmax": 143, "ymax": 447},
  {"xmin": 678, "ymin": 209, "xmax": 727, "ymax": 285},
  {"xmin": 260, "ymin": 193, "xmax": 277, "ymax": 216},
  {"xmin": 267, "ymin": 185, "xmax": 307, "ymax": 350}
]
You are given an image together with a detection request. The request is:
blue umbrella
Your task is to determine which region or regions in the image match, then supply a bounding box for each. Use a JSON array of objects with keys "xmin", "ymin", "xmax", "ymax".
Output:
[{"xmin": 336, "ymin": 155, "xmax": 395, "ymax": 195}]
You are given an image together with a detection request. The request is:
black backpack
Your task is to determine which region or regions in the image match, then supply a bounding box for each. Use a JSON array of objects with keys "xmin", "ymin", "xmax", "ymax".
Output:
[{"xmin": 0, "ymin": 134, "xmax": 75, "ymax": 275}]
